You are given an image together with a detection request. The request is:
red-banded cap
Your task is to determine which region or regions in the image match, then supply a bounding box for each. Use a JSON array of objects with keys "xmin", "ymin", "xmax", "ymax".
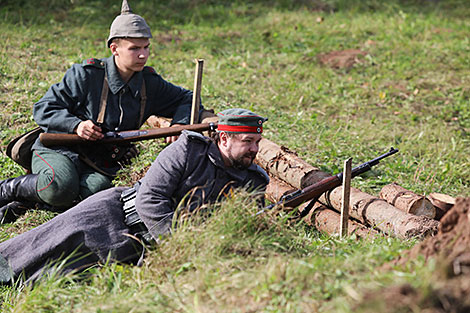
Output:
[{"xmin": 217, "ymin": 108, "xmax": 268, "ymax": 133}]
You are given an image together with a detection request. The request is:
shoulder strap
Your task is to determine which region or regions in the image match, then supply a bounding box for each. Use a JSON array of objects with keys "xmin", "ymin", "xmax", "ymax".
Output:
[
  {"xmin": 97, "ymin": 74, "xmax": 146, "ymax": 127},
  {"xmin": 139, "ymin": 81, "xmax": 147, "ymax": 126},
  {"xmin": 97, "ymin": 74, "xmax": 109, "ymax": 124}
]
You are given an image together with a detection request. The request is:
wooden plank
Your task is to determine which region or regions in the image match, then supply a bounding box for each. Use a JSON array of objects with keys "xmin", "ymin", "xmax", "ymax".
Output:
[
  {"xmin": 340, "ymin": 158, "xmax": 352, "ymax": 237},
  {"xmin": 190, "ymin": 59, "xmax": 204, "ymax": 125}
]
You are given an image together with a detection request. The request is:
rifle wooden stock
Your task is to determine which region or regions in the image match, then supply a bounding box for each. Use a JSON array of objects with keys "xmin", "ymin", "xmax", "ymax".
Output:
[
  {"xmin": 281, "ymin": 175, "xmax": 341, "ymax": 208},
  {"xmin": 39, "ymin": 122, "xmax": 217, "ymax": 147},
  {"xmin": 258, "ymin": 147, "xmax": 399, "ymax": 215}
]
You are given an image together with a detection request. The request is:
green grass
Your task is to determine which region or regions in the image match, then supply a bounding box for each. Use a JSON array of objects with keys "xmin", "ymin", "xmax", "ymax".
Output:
[
  {"xmin": 1, "ymin": 0, "xmax": 469, "ymax": 311},
  {"xmin": 0, "ymin": 194, "xmax": 419, "ymax": 312}
]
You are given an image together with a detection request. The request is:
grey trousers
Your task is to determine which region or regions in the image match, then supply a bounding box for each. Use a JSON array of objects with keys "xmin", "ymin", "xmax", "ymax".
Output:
[{"xmin": 0, "ymin": 187, "xmax": 143, "ymax": 283}]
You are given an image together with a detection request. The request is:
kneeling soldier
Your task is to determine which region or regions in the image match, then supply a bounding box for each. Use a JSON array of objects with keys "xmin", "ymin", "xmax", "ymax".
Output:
[{"xmin": 0, "ymin": 0, "xmax": 201, "ymax": 222}]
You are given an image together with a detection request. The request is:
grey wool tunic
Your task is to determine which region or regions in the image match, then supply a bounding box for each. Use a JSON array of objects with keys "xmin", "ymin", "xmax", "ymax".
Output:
[
  {"xmin": 32, "ymin": 56, "xmax": 199, "ymax": 176},
  {"xmin": 0, "ymin": 131, "xmax": 269, "ymax": 282}
]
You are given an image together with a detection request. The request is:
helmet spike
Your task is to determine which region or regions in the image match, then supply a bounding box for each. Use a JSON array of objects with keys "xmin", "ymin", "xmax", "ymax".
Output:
[{"xmin": 121, "ymin": 0, "xmax": 132, "ymax": 15}]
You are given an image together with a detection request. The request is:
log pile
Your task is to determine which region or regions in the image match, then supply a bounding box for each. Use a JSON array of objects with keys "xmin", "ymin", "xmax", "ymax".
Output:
[
  {"xmin": 146, "ymin": 113, "xmax": 449, "ymax": 240},
  {"xmin": 254, "ymin": 137, "xmax": 440, "ymax": 239},
  {"xmin": 266, "ymin": 174, "xmax": 378, "ymax": 238},
  {"xmin": 319, "ymin": 187, "xmax": 438, "ymax": 239}
]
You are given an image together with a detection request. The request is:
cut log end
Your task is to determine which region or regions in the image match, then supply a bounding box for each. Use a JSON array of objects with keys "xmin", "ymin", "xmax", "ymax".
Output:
[
  {"xmin": 408, "ymin": 198, "xmax": 436, "ymax": 219},
  {"xmin": 429, "ymin": 192, "xmax": 456, "ymax": 220}
]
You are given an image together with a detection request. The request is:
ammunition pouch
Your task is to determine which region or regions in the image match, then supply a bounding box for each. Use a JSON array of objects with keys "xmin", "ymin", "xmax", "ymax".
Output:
[
  {"xmin": 104, "ymin": 143, "xmax": 139, "ymax": 165},
  {"xmin": 120, "ymin": 185, "xmax": 154, "ymax": 245},
  {"xmin": 6, "ymin": 127, "xmax": 43, "ymax": 172},
  {"xmin": 79, "ymin": 143, "xmax": 139, "ymax": 177}
]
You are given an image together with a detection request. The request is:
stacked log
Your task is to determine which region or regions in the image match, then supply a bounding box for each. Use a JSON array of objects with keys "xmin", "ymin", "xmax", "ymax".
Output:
[
  {"xmin": 428, "ymin": 192, "xmax": 456, "ymax": 220},
  {"xmin": 379, "ymin": 183, "xmax": 435, "ymax": 219},
  {"xmin": 147, "ymin": 115, "xmax": 171, "ymax": 128},
  {"xmin": 264, "ymin": 175, "xmax": 295, "ymax": 204},
  {"xmin": 305, "ymin": 204, "xmax": 380, "ymax": 239},
  {"xmin": 256, "ymin": 139, "xmax": 330, "ymax": 189},
  {"xmin": 147, "ymin": 110, "xmax": 217, "ymax": 136}
]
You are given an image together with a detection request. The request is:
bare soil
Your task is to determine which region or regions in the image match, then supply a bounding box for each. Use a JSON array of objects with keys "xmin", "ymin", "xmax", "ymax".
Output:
[
  {"xmin": 355, "ymin": 197, "xmax": 470, "ymax": 312},
  {"xmin": 317, "ymin": 49, "xmax": 368, "ymax": 69}
]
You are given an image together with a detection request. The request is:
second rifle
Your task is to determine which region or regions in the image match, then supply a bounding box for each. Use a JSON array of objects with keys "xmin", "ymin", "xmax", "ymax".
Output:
[{"xmin": 257, "ymin": 147, "xmax": 399, "ymax": 216}]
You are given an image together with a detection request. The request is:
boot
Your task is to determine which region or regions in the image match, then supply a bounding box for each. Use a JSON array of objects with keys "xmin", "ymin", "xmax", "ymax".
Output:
[
  {"xmin": 0, "ymin": 253, "xmax": 12, "ymax": 285},
  {"xmin": 0, "ymin": 174, "xmax": 42, "ymax": 208},
  {"xmin": 0, "ymin": 201, "xmax": 31, "ymax": 224}
]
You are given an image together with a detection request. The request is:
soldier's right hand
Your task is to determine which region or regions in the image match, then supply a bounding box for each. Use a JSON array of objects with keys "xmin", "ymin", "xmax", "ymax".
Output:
[{"xmin": 75, "ymin": 120, "xmax": 104, "ymax": 141}]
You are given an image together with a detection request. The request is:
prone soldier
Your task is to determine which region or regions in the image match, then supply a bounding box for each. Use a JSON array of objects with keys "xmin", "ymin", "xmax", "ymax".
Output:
[{"xmin": 0, "ymin": 108, "xmax": 269, "ymax": 284}]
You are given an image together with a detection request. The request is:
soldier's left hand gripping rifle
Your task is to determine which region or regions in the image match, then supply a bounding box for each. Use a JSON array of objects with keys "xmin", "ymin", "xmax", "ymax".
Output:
[
  {"xmin": 256, "ymin": 147, "xmax": 399, "ymax": 217},
  {"xmin": 39, "ymin": 122, "xmax": 218, "ymax": 147}
]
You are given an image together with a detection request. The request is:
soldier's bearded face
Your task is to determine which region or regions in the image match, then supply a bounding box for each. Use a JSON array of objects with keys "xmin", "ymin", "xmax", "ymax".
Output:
[
  {"xmin": 112, "ymin": 38, "xmax": 150, "ymax": 74},
  {"xmin": 225, "ymin": 133, "xmax": 262, "ymax": 169}
]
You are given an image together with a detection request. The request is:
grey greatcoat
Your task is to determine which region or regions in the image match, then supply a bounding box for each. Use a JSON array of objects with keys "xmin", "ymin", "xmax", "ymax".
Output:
[{"xmin": 0, "ymin": 131, "xmax": 269, "ymax": 282}]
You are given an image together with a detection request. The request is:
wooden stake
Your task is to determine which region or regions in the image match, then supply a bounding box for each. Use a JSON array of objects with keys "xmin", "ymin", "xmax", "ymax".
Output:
[
  {"xmin": 340, "ymin": 157, "xmax": 352, "ymax": 238},
  {"xmin": 190, "ymin": 59, "xmax": 204, "ymax": 125}
]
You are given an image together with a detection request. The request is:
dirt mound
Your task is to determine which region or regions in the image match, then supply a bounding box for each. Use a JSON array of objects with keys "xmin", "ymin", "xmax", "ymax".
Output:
[
  {"xmin": 355, "ymin": 197, "xmax": 470, "ymax": 312},
  {"xmin": 356, "ymin": 277, "xmax": 470, "ymax": 313},
  {"xmin": 401, "ymin": 197, "xmax": 470, "ymax": 266},
  {"xmin": 317, "ymin": 49, "xmax": 368, "ymax": 69}
]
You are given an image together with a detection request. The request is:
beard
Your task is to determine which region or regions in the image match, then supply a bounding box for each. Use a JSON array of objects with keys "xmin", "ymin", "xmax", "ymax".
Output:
[{"xmin": 230, "ymin": 152, "xmax": 257, "ymax": 170}]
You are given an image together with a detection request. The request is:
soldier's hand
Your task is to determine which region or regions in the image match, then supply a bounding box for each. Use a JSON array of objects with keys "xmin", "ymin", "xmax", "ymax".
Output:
[
  {"xmin": 165, "ymin": 123, "xmax": 184, "ymax": 143},
  {"xmin": 75, "ymin": 120, "xmax": 104, "ymax": 141}
]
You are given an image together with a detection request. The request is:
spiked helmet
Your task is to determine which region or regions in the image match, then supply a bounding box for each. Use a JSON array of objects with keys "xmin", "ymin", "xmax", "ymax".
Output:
[{"xmin": 107, "ymin": 0, "xmax": 152, "ymax": 47}]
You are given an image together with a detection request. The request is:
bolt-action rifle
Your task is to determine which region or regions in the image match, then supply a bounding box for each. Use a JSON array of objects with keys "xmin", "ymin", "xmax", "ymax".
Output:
[
  {"xmin": 39, "ymin": 122, "xmax": 218, "ymax": 147},
  {"xmin": 256, "ymin": 147, "xmax": 399, "ymax": 216}
]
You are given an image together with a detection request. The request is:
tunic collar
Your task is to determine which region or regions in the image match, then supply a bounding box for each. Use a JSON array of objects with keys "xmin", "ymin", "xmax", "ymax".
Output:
[{"xmin": 104, "ymin": 56, "xmax": 144, "ymax": 98}]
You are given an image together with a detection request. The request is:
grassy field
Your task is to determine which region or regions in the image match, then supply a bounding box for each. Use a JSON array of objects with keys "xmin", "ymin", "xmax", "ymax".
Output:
[{"xmin": 1, "ymin": 0, "xmax": 469, "ymax": 311}]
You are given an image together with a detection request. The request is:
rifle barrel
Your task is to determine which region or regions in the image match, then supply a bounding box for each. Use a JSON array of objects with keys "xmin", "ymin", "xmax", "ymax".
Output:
[{"xmin": 39, "ymin": 122, "xmax": 217, "ymax": 147}]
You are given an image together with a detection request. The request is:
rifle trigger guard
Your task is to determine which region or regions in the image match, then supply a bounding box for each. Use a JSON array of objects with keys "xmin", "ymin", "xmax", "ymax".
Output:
[{"xmin": 299, "ymin": 197, "xmax": 319, "ymax": 218}]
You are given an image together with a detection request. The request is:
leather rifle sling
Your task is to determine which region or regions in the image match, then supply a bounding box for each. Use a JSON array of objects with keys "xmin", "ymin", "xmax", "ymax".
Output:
[{"xmin": 79, "ymin": 73, "xmax": 147, "ymax": 176}]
